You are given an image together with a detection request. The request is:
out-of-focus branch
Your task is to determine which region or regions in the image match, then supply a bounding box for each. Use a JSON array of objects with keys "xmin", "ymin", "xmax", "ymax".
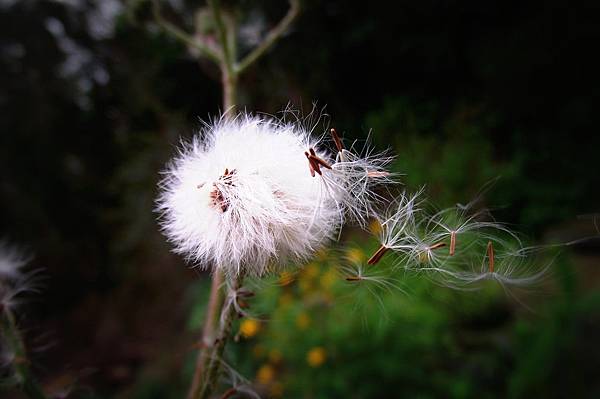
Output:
[
  {"xmin": 187, "ymin": 271, "xmax": 224, "ymax": 399},
  {"xmin": 151, "ymin": 0, "xmax": 221, "ymax": 64},
  {"xmin": 207, "ymin": 0, "xmax": 234, "ymax": 75},
  {"xmin": 196, "ymin": 273, "xmax": 245, "ymax": 399},
  {"xmin": 236, "ymin": 0, "xmax": 301, "ymax": 74}
]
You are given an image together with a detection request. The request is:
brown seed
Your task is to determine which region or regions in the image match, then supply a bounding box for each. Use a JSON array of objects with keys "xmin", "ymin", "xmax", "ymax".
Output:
[
  {"xmin": 429, "ymin": 242, "xmax": 446, "ymax": 250},
  {"xmin": 449, "ymin": 231, "xmax": 456, "ymax": 256},
  {"xmin": 331, "ymin": 128, "xmax": 344, "ymax": 153},
  {"xmin": 487, "ymin": 241, "xmax": 495, "ymax": 273},
  {"xmin": 345, "ymin": 276, "xmax": 362, "ymax": 281},
  {"xmin": 367, "ymin": 170, "xmax": 390, "ymax": 177},
  {"xmin": 367, "ymin": 245, "xmax": 389, "ymax": 265},
  {"xmin": 305, "ymin": 151, "xmax": 318, "ymax": 176},
  {"xmin": 310, "ymin": 154, "xmax": 332, "ymax": 170}
]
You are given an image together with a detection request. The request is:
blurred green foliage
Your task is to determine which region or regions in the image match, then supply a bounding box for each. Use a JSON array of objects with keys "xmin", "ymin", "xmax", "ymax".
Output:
[
  {"xmin": 1, "ymin": 0, "xmax": 599, "ymax": 398},
  {"xmin": 146, "ymin": 245, "xmax": 599, "ymax": 399}
]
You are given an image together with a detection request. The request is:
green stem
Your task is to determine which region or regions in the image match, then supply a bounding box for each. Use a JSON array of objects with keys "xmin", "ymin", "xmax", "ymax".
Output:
[
  {"xmin": 197, "ymin": 274, "xmax": 245, "ymax": 399},
  {"xmin": 187, "ymin": 271, "xmax": 224, "ymax": 399},
  {"xmin": 208, "ymin": 0, "xmax": 234, "ymax": 73},
  {"xmin": 151, "ymin": 0, "xmax": 221, "ymax": 64},
  {"xmin": 1, "ymin": 309, "xmax": 47, "ymax": 399},
  {"xmin": 236, "ymin": 0, "xmax": 301, "ymax": 75}
]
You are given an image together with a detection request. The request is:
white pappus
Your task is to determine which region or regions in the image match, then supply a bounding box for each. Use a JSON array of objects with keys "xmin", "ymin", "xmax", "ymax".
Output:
[{"xmin": 157, "ymin": 113, "xmax": 391, "ymax": 277}]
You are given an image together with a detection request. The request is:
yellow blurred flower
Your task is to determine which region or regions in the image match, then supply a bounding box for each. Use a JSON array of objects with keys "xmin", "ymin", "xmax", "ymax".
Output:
[
  {"xmin": 270, "ymin": 382, "xmax": 284, "ymax": 397},
  {"xmin": 296, "ymin": 312, "xmax": 311, "ymax": 330},
  {"xmin": 369, "ymin": 219, "xmax": 382, "ymax": 235},
  {"xmin": 239, "ymin": 319, "xmax": 260, "ymax": 338},
  {"xmin": 299, "ymin": 277, "xmax": 312, "ymax": 293},
  {"xmin": 320, "ymin": 268, "xmax": 338, "ymax": 290},
  {"xmin": 252, "ymin": 344, "xmax": 265, "ymax": 358},
  {"xmin": 315, "ymin": 248, "xmax": 328, "ymax": 261},
  {"xmin": 346, "ymin": 247, "xmax": 365, "ymax": 263},
  {"xmin": 303, "ymin": 262, "xmax": 320, "ymax": 279},
  {"xmin": 306, "ymin": 347, "xmax": 326, "ymax": 367},
  {"xmin": 279, "ymin": 292, "xmax": 294, "ymax": 306},
  {"xmin": 269, "ymin": 349, "xmax": 283, "ymax": 364},
  {"xmin": 257, "ymin": 364, "xmax": 275, "ymax": 384},
  {"xmin": 278, "ymin": 271, "xmax": 295, "ymax": 286}
]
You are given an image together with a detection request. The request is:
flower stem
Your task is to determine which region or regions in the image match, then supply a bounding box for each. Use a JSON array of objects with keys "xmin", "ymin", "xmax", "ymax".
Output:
[
  {"xmin": 1, "ymin": 308, "xmax": 47, "ymax": 399},
  {"xmin": 187, "ymin": 270, "xmax": 224, "ymax": 399},
  {"xmin": 197, "ymin": 273, "xmax": 245, "ymax": 399}
]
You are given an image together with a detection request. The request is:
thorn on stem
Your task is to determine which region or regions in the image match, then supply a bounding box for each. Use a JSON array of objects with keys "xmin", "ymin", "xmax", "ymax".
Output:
[
  {"xmin": 191, "ymin": 341, "xmax": 209, "ymax": 350},
  {"xmin": 367, "ymin": 244, "xmax": 389, "ymax": 265},
  {"xmin": 220, "ymin": 388, "xmax": 238, "ymax": 399},
  {"xmin": 237, "ymin": 289, "xmax": 255, "ymax": 298},
  {"xmin": 237, "ymin": 299, "xmax": 249, "ymax": 309}
]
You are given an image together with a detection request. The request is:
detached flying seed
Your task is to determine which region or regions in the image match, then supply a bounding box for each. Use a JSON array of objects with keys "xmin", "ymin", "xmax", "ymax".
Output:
[
  {"xmin": 367, "ymin": 244, "xmax": 390, "ymax": 265},
  {"xmin": 487, "ymin": 241, "xmax": 495, "ymax": 273}
]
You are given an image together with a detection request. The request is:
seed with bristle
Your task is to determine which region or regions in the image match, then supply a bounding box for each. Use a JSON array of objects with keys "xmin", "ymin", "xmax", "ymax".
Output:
[
  {"xmin": 305, "ymin": 148, "xmax": 332, "ymax": 176},
  {"xmin": 367, "ymin": 244, "xmax": 389, "ymax": 265},
  {"xmin": 487, "ymin": 241, "xmax": 495, "ymax": 273},
  {"xmin": 366, "ymin": 170, "xmax": 390, "ymax": 178},
  {"xmin": 429, "ymin": 242, "xmax": 446, "ymax": 250},
  {"xmin": 308, "ymin": 148, "xmax": 332, "ymax": 170},
  {"xmin": 418, "ymin": 242, "xmax": 446, "ymax": 263},
  {"xmin": 345, "ymin": 276, "xmax": 362, "ymax": 282},
  {"xmin": 331, "ymin": 128, "xmax": 344, "ymax": 153},
  {"xmin": 305, "ymin": 151, "xmax": 317, "ymax": 176}
]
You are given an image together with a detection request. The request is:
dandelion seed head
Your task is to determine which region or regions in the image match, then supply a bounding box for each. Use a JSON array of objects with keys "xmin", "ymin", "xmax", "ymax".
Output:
[
  {"xmin": 157, "ymin": 114, "xmax": 341, "ymax": 277},
  {"xmin": 0, "ymin": 240, "xmax": 29, "ymax": 280},
  {"xmin": 0, "ymin": 242, "xmax": 39, "ymax": 313}
]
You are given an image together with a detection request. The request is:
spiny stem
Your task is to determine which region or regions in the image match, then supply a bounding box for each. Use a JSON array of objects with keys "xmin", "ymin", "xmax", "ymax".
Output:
[
  {"xmin": 197, "ymin": 273, "xmax": 245, "ymax": 399},
  {"xmin": 1, "ymin": 309, "xmax": 47, "ymax": 399},
  {"xmin": 187, "ymin": 271, "xmax": 224, "ymax": 399}
]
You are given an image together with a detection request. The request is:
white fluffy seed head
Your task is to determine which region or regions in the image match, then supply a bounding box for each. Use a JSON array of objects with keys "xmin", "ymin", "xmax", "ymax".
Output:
[
  {"xmin": 0, "ymin": 241, "xmax": 29, "ymax": 280},
  {"xmin": 156, "ymin": 114, "xmax": 342, "ymax": 277},
  {"xmin": 0, "ymin": 241, "xmax": 38, "ymax": 312},
  {"xmin": 327, "ymin": 145, "xmax": 397, "ymax": 227}
]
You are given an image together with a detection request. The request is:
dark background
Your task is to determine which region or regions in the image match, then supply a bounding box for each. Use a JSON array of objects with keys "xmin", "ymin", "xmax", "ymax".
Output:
[{"xmin": 1, "ymin": 0, "xmax": 599, "ymax": 398}]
